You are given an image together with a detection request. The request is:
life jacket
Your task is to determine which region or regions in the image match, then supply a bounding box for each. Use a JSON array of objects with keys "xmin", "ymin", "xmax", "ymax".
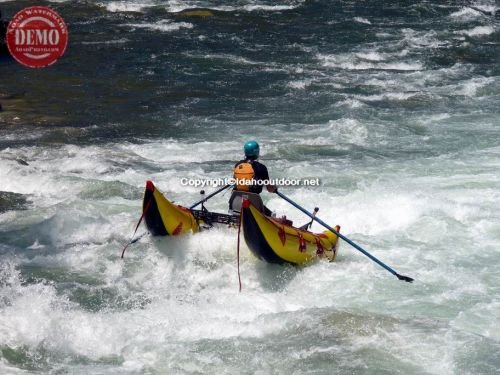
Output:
[{"xmin": 233, "ymin": 162, "xmax": 255, "ymax": 191}]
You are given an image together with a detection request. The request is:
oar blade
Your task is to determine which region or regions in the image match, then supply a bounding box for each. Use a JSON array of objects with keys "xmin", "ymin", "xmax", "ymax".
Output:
[{"xmin": 396, "ymin": 274, "xmax": 414, "ymax": 283}]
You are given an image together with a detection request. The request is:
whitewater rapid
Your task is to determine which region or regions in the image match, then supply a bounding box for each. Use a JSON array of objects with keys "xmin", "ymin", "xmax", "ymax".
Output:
[{"xmin": 1, "ymin": 0, "xmax": 499, "ymax": 373}]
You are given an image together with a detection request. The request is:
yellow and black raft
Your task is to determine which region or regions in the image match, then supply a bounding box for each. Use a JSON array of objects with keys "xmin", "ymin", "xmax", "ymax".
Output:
[
  {"xmin": 142, "ymin": 181, "xmax": 340, "ymax": 266},
  {"xmin": 143, "ymin": 180, "xmax": 199, "ymax": 236},
  {"xmin": 240, "ymin": 198, "xmax": 340, "ymax": 265},
  {"xmin": 142, "ymin": 181, "xmax": 239, "ymax": 236},
  {"xmin": 139, "ymin": 181, "xmax": 413, "ymax": 282}
]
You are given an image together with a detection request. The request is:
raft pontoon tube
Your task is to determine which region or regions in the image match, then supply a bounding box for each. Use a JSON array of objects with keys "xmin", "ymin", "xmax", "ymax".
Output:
[{"xmin": 240, "ymin": 198, "xmax": 340, "ymax": 265}]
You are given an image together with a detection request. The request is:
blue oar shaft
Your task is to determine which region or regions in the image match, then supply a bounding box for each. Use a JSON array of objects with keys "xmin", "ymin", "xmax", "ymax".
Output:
[{"xmin": 275, "ymin": 191, "xmax": 413, "ymax": 282}]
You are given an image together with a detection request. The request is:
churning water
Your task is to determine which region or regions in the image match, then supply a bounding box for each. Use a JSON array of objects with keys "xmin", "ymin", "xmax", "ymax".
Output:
[{"xmin": 1, "ymin": 0, "xmax": 499, "ymax": 373}]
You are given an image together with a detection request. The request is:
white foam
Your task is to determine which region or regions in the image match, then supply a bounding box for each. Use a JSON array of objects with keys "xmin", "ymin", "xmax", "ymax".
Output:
[
  {"xmin": 401, "ymin": 28, "xmax": 447, "ymax": 49},
  {"xmin": 353, "ymin": 17, "xmax": 371, "ymax": 25},
  {"xmin": 165, "ymin": 1, "xmax": 304, "ymax": 13},
  {"xmin": 326, "ymin": 118, "xmax": 369, "ymax": 146},
  {"xmin": 449, "ymin": 7, "xmax": 484, "ymax": 21},
  {"xmin": 190, "ymin": 53, "xmax": 261, "ymax": 66},
  {"xmin": 81, "ymin": 39, "xmax": 130, "ymax": 45},
  {"xmin": 287, "ymin": 79, "xmax": 312, "ymax": 89},
  {"xmin": 336, "ymin": 190, "xmax": 425, "ymax": 236},
  {"xmin": 242, "ymin": 5, "xmax": 298, "ymax": 11},
  {"xmin": 124, "ymin": 20, "xmax": 193, "ymax": 32},
  {"xmin": 99, "ymin": 1, "xmax": 155, "ymax": 13},
  {"xmin": 356, "ymin": 51, "xmax": 386, "ymax": 62},
  {"xmin": 364, "ymin": 78, "xmax": 398, "ymax": 87},
  {"xmin": 102, "ymin": 1, "xmax": 296, "ymax": 15},
  {"xmin": 124, "ymin": 140, "xmax": 241, "ymax": 164},
  {"xmin": 162, "ymin": 0, "xmax": 192, "ymax": 13},
  {"xmin": 456, "ymin": 77, "xmax": 494, "ymax": 97},
  {"xmin": 416, "ymin": 113, "xmax": 451, "ymax": 125},
  {"xmin": 334, "ymin": 99, "xmax": 365, "ymax": 108},
  {"xmin": 0, "ymin": 263, "xmax": 63, "ymax": 348},
  {"xmin": 318, "ymin": 53, "xmax": 422, "ymax": 71},
  {"xmin": 452, "ymin": 301, "xmax": 500, "ymax": 340},
  {"xmin": 469, "ymin": 2, "xmax": 497, "ymax": 15},
  {"xmin": 458, "ymin": 25, "xmax": 495, "ymax": 37},
  {"xmin": 356, "ymin": 92, "xmax": 419, "ymax": 102}
]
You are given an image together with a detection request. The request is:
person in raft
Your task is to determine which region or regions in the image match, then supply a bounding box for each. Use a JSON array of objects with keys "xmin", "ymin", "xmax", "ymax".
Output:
[{"xmin": 228, "ymin": 140, "xmax": 277, "ymax": 216}]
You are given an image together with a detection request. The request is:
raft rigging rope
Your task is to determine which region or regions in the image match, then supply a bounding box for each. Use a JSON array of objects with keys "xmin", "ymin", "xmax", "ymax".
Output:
[
  {"xmin": 236, "ymin": 209, "xmax": 243, "ymax": 292},
  {"xmin": 120, "ymin": 198, "xmax": 152, "ymax": 259}
]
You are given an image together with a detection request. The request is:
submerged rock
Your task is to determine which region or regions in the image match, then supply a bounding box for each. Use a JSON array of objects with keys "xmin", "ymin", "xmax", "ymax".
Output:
[{"xmin": 175, "ymin": 8, "xmax": 215, "ymax": 17}]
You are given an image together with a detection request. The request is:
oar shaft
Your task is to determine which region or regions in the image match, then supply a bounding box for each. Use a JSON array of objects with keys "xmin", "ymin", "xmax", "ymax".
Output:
[
  {"xmin": 275, "ymin": 191, "xmax": 413, "ymax": 282},
  {"xmin": 190, "ymin": 184, "xmax": 232, "ymax": 209}
]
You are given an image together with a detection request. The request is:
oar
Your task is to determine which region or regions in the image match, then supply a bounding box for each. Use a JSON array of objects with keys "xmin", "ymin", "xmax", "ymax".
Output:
[
  {"xmin": 275, "ymin": 190, "xmax": 414, "ymax": 283},
  {"xmin": 189, "ymin": 184, "xmax": 232, "ymax": 209},
  {"xmin": 121, "ymin": 198, "xmax": 153, "ymax": 259}
]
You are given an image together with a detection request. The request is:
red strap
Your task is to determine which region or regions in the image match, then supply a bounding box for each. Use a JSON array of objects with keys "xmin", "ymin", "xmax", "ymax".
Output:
[
  {"xmin": 236, "ymin": 208, "xmax": 243, "ymax": 292},
  {"xmin": 298, "ymin": 234, "xmax": 306, "ymax": 252},
  {"xmin": 121, "ymin": 199, "xmax": 152, "ymax": 259},
  {"xmin": 278, "ymin": 226, "xmax": 286, "ymax": 246},
  {"xmin": 172, "ymin": 222, "xmax": 183, "ymax": 235},
  {"xmin": 315, "ymin": 237, "xmax": 324, "ymax": 255}
]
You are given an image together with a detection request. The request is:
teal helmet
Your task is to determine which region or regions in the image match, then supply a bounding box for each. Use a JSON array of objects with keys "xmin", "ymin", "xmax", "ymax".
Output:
[{"xmin": 244, "ymin": 140, "xmax": 260, "ymax": 159}]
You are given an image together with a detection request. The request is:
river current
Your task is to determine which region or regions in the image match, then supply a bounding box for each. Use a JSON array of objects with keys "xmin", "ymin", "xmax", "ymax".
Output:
[{"xmin": 1, "ymin": 0, "xmax": 499, "ymax": 374}]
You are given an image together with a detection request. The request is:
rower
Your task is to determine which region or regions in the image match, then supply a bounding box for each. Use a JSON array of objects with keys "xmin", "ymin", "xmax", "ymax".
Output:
[{"xmin": 229, "ymin": 140, "xmax": 277, "ymax": 215}]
